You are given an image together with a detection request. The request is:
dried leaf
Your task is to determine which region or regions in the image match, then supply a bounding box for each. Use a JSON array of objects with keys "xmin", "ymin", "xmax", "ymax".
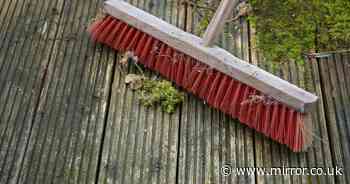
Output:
[{"xmin": 125, "ymin": 74, "xmax": 145, "ymax": 90}]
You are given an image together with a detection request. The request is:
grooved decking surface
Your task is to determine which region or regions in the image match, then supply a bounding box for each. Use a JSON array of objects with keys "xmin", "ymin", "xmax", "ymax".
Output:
[{"xmin": 0, "ymin": 0, "xmax": 349, "ymax": 183}]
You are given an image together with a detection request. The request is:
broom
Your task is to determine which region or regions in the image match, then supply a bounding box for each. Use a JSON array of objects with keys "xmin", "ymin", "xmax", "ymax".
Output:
[{"xmin": 88, "ymin": 0, "xmax": 318, "ymax": 152}]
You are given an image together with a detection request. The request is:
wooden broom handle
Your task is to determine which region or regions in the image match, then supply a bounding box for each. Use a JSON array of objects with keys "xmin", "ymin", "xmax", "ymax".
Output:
[{"xmin": 202, "ymin": 0, "xmax": 239, "ymax": 47}]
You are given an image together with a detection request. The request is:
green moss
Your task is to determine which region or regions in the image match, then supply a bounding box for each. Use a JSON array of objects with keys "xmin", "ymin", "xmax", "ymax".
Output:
[
  {"xmin": 196, "ymin": 9, "xmax": 214, "ymax": 36},
  {"xmin": 137, "ymin": 79, "xmax": 184, "ymax": 113},
  {"xmin": 324, "ymin": 1, "xmax": 350, "ymax": 49},
  {"xmin": 192, "ymin": 0, "xmax": 218, "ymax": 36},
  {"xmin": 194, "ymin": 0, "xmax": 350, "ymax": 65},
  {"xmin": 123, "ymin": 53, "xmax": 184, "ymax": 114},
  {"xmin": 249, "ymin": 0, "xmax": 350, "ymax": 65}
]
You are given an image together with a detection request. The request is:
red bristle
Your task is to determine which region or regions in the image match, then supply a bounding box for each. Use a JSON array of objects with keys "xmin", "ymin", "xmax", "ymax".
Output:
[
  {"xmin": 170, "ymin": 52, "xmax": 180, "ymax": 81},
  {"xmin": 213, "ymin": 75, "xmax": 230, "ymax": 109},
  {"xmin": 139, "ymin": 36, "xmax": 154, "ymax": 64},
  {"xmin": 97, "ymin": 19, "xmax": 118, "ymax": 43},
  {"xmin": 299, "ymin": 114, "xmax": 304, "ymax": 149},
  {"xmin": 256, "ymin": 104, "xmax": 266, "ymax": 132},
  {"xmin": 87, "ymin": 17, "xmax": 105, "ymax": 35},
  {"xmin": 190, "ymin": 67, "xmax": 206, "ymax": 95},
  {"xmin": 119, "ymin": 27, "xmax": 137, "ymax": 51},
  {"xmin": 154, "ymin": 44, "xmax": 167, "ymax": 72},
  {"xmin": 219, "ymin": 79, "xmax": 236, "ymax": 114},
  {"xmin": 293, "ymin": 120, "xmax": 301, "ymax": 152},
  {"xmin": 134, "ymin": 34, "xmax": 148, "ymax": 61},
  {"xmin": 145, "ymin": 40, "xmax": 160, "ymax": 69},
  {"xmin": 105, "ymin": 22, "xmax": 123, "ymax": 47},
  {"xmin": 291, "ymin": 111, "xmax": 299, "ymax": 148},
  {"xmin": 238, "ymin": 86, "xmax": 252, "ymax": 124},
  {"xmin": 246, "ymin": 90, "xmax": 258, "ymax": 128},
  {"xmin": 166, "ymin": 50, "xmax": 176, "ymax": 80},
  {"xmin": 206, "ymin": 73, "xmax": 222, "ymax": 106},
  {"xmin": 296, "ymin": 123, "xmax": 303, "ymax": 151},
  {"xmin": 160, "ymin": 47, "xmax": 173, "ymax": 77},
  {"xmin": 269, "ymin": 103, "xmax": 280, "ymax": 139},
  {"xmin": 198, "ymin": 69, "xmax": 215, "ymax": 100},
  {"xmin": 175, "ymin": 54, "xmax": 185, "ymax": 86},
  {"xmin": 113, "ymin": 25, "xmax": 130, "ymax": 50},
  {"xmin": 89, "ymin": 17, "xmax": 308, "ymax": 151},
  {"xmin": 183, "ymin": 57, "xmax": 194, "ymax": 88},
  {"xmin": 230, "ymin": 83, "xmax": 246, "ymax": 118},
  {"xmin": 185, "ymin": 63, "xmax": 202, "ymax": 90},
  {"xmin": 89, "ymin": 16, "xmax": 110, "ymax": 33},
  {"xmin": 126, "ymin": 30, "xmax": 142, "ymax": 51},
  {"xmin": 91, "ymin": 16, "xmax": 114, "ymax": 42},
  {"xmin": 276, "ymin": 105, "xmax": 287, "ymax": 142},
  {"xmin": 229, "ymin": 83, "xmax": 242, "ymax": 117},
  {"xmin": 287, "ymin": 110, "xmax": 297, "ymax": 146},
  {"xmin": 285, "ymin": 109, "xmax": 293, "ymax": 144},
  {"xmin": 251, "ymin": 101, "xmax": 263, "ymax": 130},
  {"xmin": 262, "ymin": 103, "xmax": 272, "ymax": 136},
  {"xmin": 236, "ymin": 85, "xmax": 249, "ymax": 117},
  {"xmin": 88, "ymin": 17, "xmax": 110, "ymax": 41},
  {"xmin": 112, "ymin": 24, "xmax": 128, "ymax": 50},
  {"xmin": 166, "ymin": 49, "xmax": 175, "ymax": 79}
]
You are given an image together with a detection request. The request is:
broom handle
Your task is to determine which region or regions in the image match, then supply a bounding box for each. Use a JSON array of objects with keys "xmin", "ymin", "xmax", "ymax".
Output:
[{"xmin": 202, "ymin": 0, "xmax": 239, "ymax": 47}]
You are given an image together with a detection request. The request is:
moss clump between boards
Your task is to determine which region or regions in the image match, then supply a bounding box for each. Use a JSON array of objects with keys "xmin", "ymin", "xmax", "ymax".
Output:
[
  {"xmin": 122, "ymin": 52, "xmax": 184, "ymax": 114},
  {"xmin": 125, "ymin": 72, "xmax": 184, "ymax": 113},
  {"xmin": 138, "ymin": 79, "xmax": 184, "ymax": 113}
]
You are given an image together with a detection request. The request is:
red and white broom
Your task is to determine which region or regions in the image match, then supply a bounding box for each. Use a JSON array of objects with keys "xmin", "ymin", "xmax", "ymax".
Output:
[{"xmin": 88, "ymin": 0, "xmax": 318, "ymax": 152}]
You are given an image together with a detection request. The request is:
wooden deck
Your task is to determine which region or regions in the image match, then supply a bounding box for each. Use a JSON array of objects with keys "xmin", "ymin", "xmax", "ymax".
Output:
[{"xmin": 0, "ymin": 0, "xmax": 349, "ymax": 183}]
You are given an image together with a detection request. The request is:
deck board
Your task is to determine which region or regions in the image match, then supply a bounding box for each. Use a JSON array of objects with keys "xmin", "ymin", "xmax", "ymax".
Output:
[
  {"xmin": 97, "ymin": 0, "xmax": 184, "ymax": 184},
  {"xmin": 0, "ymin": 0, "xmax": 65, "ymax": 183},
  {"xmin": 6, "ymin": 0, "xmax": 113, "ymax": 183},
  {"xmin": 177, "ymin": 4, "xmax": 255, "ymax": 184},
  {"xmin": 317, "ymin": 53, "xmax": 350, "ymax": 183}
]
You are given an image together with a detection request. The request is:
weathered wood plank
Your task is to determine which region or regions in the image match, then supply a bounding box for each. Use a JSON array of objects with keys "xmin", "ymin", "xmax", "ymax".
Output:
[
  {"xmin": 236, "ymin": 15, "xmax": 255, "ymax": 184},
  {"xmin": 301, "ymin": 60, "xmax": 317, "ymax": 184},
  {"xmin": 97, "ymin": 0, "xmax": 182, "ymax": 184},
  {"xmin": 0, "ymin": 0, "xmax": 32, "ymax": 151},
  {"xmin": 18, "ymin": 0, "xmax": 88, "ymax": 181},
  {"xmin": 258, "ymin": 56, "xmax": 282, "ymax": 184},
  {"xmin": 0, "ymin": 0, "xmax": 64, "ymax": 183},
  {"xmin": 334, "ymin": 53, "xmax": 350, "ymax": 141},
  {"xmin": 249, "ymin": 25, "xmax": 266, "ymax": 184},
  {"xmin": 15, "ymin": 0, "xmax": 113, "ymax": 183},
  {"xmin": 318, "ymin": 54, "xmax": 350, "ymax": 183},
  {"xmin": 315, "ymin": 55, "xmax": 348, "ymax": 184},
  {"xmin": 307, "ymin": 58, "xmax": 334, "ymax": 184},
  {"xmin": 0, "ymin": 0, "xmax": 23, "ymax": 52},
  {"xmin": 294, "ymin": 59, "xmax": 314, "ymax": 184},
  {"xmin": 0, "ymin": 0, "xmax": 36, "ymax": 117},
  {"xmin": 178, "ymin": 2, "xmax": 255, "ymax": 184},
  {"xmin": 288, "ymin": 60, "xmax": 303, "ymax": 184}
]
